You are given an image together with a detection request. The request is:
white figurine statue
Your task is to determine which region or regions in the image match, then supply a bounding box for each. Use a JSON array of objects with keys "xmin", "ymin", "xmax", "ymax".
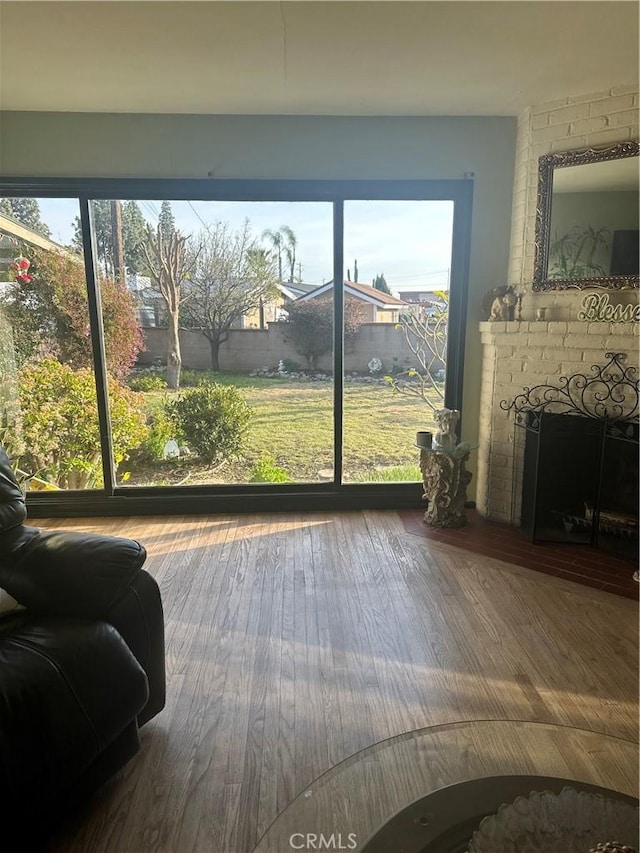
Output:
[{"xmin": 433, "ymin": 408, "xmax": 460, "ymax": 451}]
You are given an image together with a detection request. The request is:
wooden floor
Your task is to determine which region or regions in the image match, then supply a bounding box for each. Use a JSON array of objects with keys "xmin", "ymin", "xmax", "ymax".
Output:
[{"xmin": 44, "ymin": 511, "xmax": 638, "ymax": 853}]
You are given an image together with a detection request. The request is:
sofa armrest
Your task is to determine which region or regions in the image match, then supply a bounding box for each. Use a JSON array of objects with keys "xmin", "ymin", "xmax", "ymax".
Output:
[
  {"xmin": 0, "ymin": 525, "xmax": 146, "ymax": 619},
  {"xmin": 106, "ymin": 569, "xmax": 166, "ymax": 725}
]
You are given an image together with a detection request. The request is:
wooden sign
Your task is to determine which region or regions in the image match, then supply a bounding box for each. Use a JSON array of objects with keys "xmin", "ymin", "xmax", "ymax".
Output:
[{"xmin": 578, "ymin": 293, "xmax": 640, "ymax": 323}]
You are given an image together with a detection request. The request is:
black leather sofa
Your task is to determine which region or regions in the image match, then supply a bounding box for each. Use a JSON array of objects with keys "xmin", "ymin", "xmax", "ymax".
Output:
[{"xmin": 0, "ymin": 447, "xmax": 165, "ymax": 843}]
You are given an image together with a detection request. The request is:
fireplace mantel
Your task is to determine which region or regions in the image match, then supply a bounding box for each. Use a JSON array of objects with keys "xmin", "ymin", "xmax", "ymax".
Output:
[{"xmin": 477, "ymin": 318, "xmax": 638, "ymax": 522}]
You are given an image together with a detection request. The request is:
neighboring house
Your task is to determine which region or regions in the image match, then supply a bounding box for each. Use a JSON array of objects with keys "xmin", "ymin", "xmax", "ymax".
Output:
[
  {"xmin": 296, "ymin": 280, "xmax": 408, "ymax": 323},
  {"xmin": 397, "ymin": 288, "xmax": 449, "ymax": 318},
  {"xmin": 241, "ymin": 281, "xmax": 320, "ymax": 328},
  {"xmin": 398, "ymin": 288, "xmax": 447, "ymax": 304},
  {"xmin": 127, "ymin": 272, "xmax": 165, "ymax": 327}
]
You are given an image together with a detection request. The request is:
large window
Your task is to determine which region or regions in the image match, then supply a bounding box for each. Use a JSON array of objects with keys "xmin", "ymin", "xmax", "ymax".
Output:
[
  {"xmin": 0, "ymin": 197, "xmax": 104, "ymax": 491},
  {"xmin": 0, "ymin": 179, "xmax": 472, "ymax": 514}
]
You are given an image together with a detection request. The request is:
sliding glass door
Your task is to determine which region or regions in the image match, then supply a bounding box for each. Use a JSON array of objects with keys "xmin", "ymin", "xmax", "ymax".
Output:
[
  {"xmin": 342, "ymin": 199, "xmax": 454, "ymax": 483},
  {"xmin": 91, "ymin": 198, "xmax": 335, "ymax": 487},
  {"xmin": 0, "ymin": 196, "xmax": 105, "ymax": 492},
  {"xmin": 0, "ymin": 178, "xmax": 472, "ymax": 514}
]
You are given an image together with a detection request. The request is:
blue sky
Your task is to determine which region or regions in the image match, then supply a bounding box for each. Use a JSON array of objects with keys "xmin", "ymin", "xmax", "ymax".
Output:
[{"xmin": 37, "ymin": 197, "xmax": 453, "ymax": 292}]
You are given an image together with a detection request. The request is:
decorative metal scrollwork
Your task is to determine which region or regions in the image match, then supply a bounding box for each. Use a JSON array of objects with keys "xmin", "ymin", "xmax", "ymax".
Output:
[{"xmin": 500, "ymin": 352, "xmax": 639, "ymax": 422}]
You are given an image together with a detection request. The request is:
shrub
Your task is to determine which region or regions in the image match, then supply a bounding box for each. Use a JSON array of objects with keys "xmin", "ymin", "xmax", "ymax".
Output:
[
  {"xmin": 130, "ymin": 410, "xmax": 176, "ymax": 463},
  {"xmin": 284, "ymin": 297, "xmax": 366, "ymax": 369},
  {"xmin": 279, "ymin": 358, "xmax": 302, "ymax": 373},
  {"xmin": 17, "ymin": 359, "xmax": 148, "ymax": 488},
  {"xmin": 180, "ymin": 369, "xmax": 215, "ymax": 387},
  {"xmin": 2, "ymin": 248, "xmax": 143, "ymax": 378},
  {"xmin": 127, "ymin": 372, "xmax": 167, "ymax": 392},
  {"xmin": 165, "ymin": 383, "xmax": 251, "ymax": 464},
  {"xmin": 250, "ymin": 454, "xmax": 292, "ymax": 483}
]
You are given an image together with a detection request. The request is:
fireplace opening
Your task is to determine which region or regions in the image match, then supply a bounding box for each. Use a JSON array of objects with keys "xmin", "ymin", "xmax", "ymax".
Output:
[
  {"xmin": 516, "ymin": 411, "xmax": 638, "ymax": 563},
  {"xmin": 503, "ymin": 352, "xmax": 639, "ymax": 566}
]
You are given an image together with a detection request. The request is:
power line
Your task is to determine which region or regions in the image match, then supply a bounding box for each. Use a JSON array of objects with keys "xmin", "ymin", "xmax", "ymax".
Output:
[{"xmin": 187, "ymin": 200, "xmax": 209, "ymax": 230}]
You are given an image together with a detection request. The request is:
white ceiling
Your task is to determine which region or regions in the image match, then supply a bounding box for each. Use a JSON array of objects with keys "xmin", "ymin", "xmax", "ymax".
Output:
[{"xmin": 0, "ymin": 1, "xmax": 638, "ymax": 116}]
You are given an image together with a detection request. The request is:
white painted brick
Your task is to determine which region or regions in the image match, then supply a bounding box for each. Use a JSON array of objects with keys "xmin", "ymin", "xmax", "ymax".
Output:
[
  {"xmin": 527, "ymin": 333, "xmax": 557, "ymax": 347},
  {"xmin": 561, "ymin": 362, "xmax": 591, "ymax": 376},
  {"xmin": 513, "ymin": 347, "xmax": 544, "ymax": 360},
  {"xmin": 590, "ymin": 94, "xmax": 636, "ymax": 116},
  {"xmin": 491, "ymin": 453, "xmax": 511, "ymax": 469},
  {"xmin": 569, "ymin": 89, "xmax": 612, "ymax": 106},
  {"xmin": 564, "ymin": 334, "xmax": 609, "ymax": 349},
  {"xmin": 610, "ymin": 83, "xmax": 639, "ymax": 96},
  {"xmin": 538, "ymin": 347, "xmax": 578, "ymax": 364},
  {"xmin": 531, "ymin": 97, "xmax": 569, "ymax": 115},
  {"xmin": 548, "ymin": 103, "xmax": 591, "ymax": 125},
  {"xmin": 607, "ymin": 110, "xmax": 639, "ymax": 129},
  {"xmin": 569, "ymin": 116, "xmax": 608, "ymax": 135},
  {"xmin": 605, "ymin": 335, "xmax": 636, "ymax": 350},
  {"xmin": 547, "ymin": 322, "xmax": 568, "ymax": 334},
  {"xmin": 492, "ymin": 440, "xmax": 513, "ymax": 457},
  {"xmin": 587, "ymin": 322, "xmax": 614, "ymax": 335},
  {"xmin": 585, "ymin": 127, "xmax": 634, "ymax": 146},
  {"xmin": 531, "ymin": 113, "xmax": 549, "ymax": 130},
  {"xmin": 533, "ymin": 124, "xmax": 572, "ymax": 142}
]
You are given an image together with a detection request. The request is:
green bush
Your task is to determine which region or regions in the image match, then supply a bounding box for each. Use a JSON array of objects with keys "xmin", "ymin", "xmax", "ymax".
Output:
[
  {"xmin": 127, "ymin": 372, "xmax": 167, "ymax": 392},
  {"xmin": 165, "ymin": 383, "xmax": 251, "ymax": 464},
  {"xmin": 180, "ymin": 369, "xmax": 215, "ymax": 387},
  {"xmin": 130, "ymin": 410, "xmax": 176, "ymax": 463},
  {"xmin": 250, "ymin": 454, "xmax": 292, "ymax": 483},
  {"xmin": 17, "ymin": 359, "xmax": 148, "ymax": 488},
  {"xmin": 279, "ymin": 358, "xmax": 302, "ymax": 373}
]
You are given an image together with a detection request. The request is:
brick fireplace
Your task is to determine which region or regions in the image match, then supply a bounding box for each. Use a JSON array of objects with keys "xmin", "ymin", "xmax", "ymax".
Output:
[
  {"xmin": 477, "ymin": 84, "xmax": 639, "ymax": 524},
  {"xmin": 477, "ymin": 319, "xmax": 638, "ymax": 522}
]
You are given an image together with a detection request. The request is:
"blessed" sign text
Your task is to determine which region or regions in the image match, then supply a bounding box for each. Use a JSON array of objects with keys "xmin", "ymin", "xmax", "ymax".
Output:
[{"xmin": 578, "ymin": 293, "xmax": 640, "ymax": 323}]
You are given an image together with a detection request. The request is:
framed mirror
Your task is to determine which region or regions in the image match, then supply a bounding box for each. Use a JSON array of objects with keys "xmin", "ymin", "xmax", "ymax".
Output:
[{"xmin": 533, "ymin": 140, "xmax": 639, "ymax": 291}]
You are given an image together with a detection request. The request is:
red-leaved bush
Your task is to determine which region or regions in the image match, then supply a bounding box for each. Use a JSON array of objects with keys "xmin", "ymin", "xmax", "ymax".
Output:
[{"xmin": 3, "ymin": 248, "xmax": 143, "ymax": 378}]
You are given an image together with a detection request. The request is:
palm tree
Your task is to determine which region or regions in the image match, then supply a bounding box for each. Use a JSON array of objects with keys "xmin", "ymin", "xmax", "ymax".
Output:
[
  {"xmin": 262, "ymin": 225, "xmax": 298, "ymax": 282},
  {"xmin": 280, "ymin": 225, "xmax": 297, "ymax": 282},
  {"xmin": 261, "ymin": 228, "xmax": 284, "ymax": 281}
]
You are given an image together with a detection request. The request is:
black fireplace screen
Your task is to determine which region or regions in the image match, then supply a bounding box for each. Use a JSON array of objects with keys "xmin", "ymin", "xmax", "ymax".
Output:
[
  {"xmin": 516, "ymin": 411, "xmax": 638, "ymax": 561},
  {"xmin": 503, "ymin": 352, "xmax": 639, "ymax": 564}
]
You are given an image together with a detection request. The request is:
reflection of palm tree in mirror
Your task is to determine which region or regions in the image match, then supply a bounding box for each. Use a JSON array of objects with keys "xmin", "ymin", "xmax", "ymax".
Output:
[{"xmin": 549, "ymin": 224, "xmax": 610, "ymax": 279}]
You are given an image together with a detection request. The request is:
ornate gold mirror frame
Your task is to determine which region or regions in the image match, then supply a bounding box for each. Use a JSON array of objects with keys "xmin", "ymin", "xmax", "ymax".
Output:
[{"xmin": 533, "ymin": 140, "xmax": 639, "ymax": 292}]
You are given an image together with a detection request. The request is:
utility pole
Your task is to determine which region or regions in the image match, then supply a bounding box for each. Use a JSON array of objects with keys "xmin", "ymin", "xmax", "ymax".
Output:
[{"xmin": 110, "ymin": 199, "xmax": 125, "ymax": 285}]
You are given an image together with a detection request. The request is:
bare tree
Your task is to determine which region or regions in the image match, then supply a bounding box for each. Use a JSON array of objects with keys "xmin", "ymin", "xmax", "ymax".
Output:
[
  {"xmin": 385, "ymin": 292, "xmax": 448, "ymax": 413},
  {"xmin": 182, "ymin": 221, "xmax": 278, "ymax": 371},
  {"xmin": 142, "ymin": 224, "xmax": 198, "ymax": 389}
]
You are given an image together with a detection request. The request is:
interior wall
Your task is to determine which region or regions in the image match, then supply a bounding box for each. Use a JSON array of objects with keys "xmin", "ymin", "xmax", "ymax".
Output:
[
  {"xmin": 0, "ymin": 111, "xmax": 517, "ymax": 499},
  {"xmin": 507, "ymin": 83, "xmax": 639, "ymax": 316}
]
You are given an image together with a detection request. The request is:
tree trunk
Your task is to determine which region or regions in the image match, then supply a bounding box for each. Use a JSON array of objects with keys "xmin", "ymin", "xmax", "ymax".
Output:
[
  {"xmin": 167, "ymin": 312, "xmax": 182, "ymax": 389},
  {"xmin": 209, "ymin": 338, "xmax": 221, "ymax": 371}
]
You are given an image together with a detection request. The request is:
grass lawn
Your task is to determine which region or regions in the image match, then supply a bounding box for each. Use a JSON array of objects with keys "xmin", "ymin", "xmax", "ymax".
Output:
[{"xmin": 125, "ymin": 373, "xmax": 440, "ymax": 486}]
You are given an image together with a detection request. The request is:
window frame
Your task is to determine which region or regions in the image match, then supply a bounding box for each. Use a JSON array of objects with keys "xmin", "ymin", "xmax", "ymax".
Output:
[{"xmin": 0, "ymin": 176, "xmax": 473, "ymax": 517}]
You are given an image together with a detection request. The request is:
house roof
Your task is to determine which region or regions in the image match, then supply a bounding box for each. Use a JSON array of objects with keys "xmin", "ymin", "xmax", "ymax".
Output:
[
  {"xmin": 276, "ymin": 281, "xmax": 319, "ymax": 300},
  {"xmin": 0, "ymin": 213, "xmax": 74, "ymax": 256},
  {"xmin": 297, "ymin": 280, "xmax": 407, "ymax": 309}
]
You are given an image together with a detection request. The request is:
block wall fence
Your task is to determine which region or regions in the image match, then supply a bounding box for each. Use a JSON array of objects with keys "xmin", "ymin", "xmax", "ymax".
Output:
[{"xmin": 138, "ymin": 322, "xmax": 445, "ymax": 375}]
